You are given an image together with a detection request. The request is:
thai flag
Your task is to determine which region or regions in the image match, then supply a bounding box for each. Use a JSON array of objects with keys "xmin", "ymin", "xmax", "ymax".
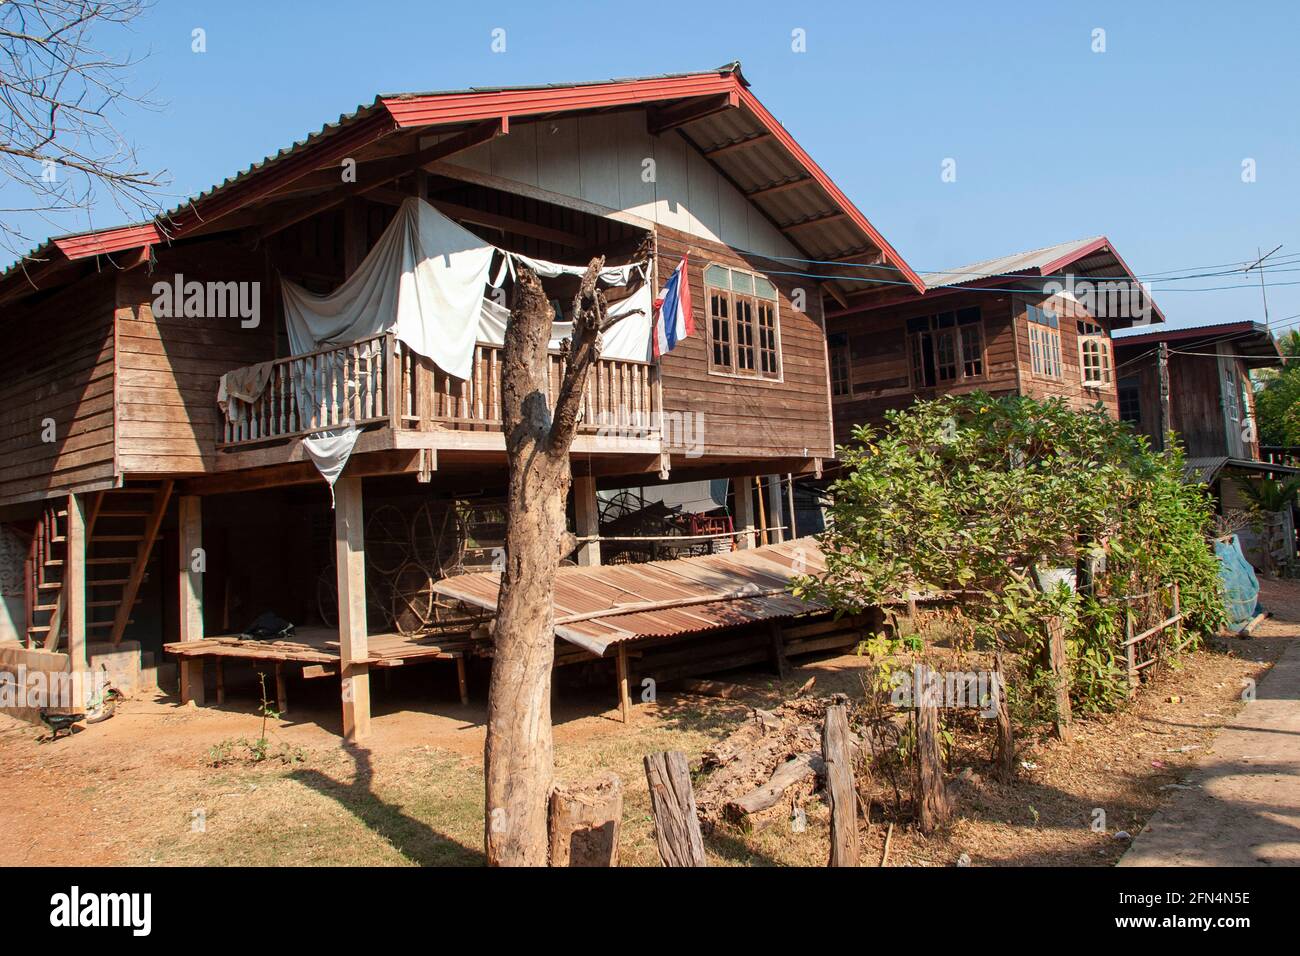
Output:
[{"xmin": 653, "ymin": 255, "xmax": 694, "ymax": 358}]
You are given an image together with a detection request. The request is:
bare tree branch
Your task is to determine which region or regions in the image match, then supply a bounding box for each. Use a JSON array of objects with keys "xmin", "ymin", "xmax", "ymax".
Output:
[{"xmin": 0, "ymin": 0, "xmax": 167, "ymax": 264}]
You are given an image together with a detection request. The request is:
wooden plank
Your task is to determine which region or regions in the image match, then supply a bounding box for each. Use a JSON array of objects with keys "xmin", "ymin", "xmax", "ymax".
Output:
[
  {"xmin": 64, "ymin": 494, "xmax": 87, "ymax": 675},
  {"xmin": 616, "ymin": 643, "xmax": 631, "ymax": 724}
]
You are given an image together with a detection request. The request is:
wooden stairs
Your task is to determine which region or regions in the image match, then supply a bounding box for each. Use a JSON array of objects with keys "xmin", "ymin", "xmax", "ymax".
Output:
[{"xmin": 25, "ymin": 480, "xmax": 174, "ymax": 650}]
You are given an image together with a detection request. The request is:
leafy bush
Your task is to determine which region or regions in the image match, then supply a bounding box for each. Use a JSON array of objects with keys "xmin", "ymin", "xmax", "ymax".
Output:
[{"xmin": 796, "ymin": 393, "xmax": 1226, "ymax": 711}]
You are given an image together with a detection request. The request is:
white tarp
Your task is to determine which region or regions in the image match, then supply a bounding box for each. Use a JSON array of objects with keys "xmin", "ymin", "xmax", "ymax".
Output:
[
  {"xmin": 238, "ymin": 196, "xmax": 653, "ymax": 491},
  {"xmin": 281, "ymin": 197, "xmax": 496, "ymax": 382}
]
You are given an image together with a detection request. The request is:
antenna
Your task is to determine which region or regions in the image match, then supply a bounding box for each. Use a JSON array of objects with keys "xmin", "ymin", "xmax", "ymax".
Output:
[{"xmin": 1244, "ymin": 243, "xmax": 1283, "ymax": 326}]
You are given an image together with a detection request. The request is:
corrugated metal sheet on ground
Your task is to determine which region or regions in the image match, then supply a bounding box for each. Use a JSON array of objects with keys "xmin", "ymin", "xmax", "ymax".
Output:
[{"xmin": 432, "ymin": 538, "xmax": 827, "ymax": 656}]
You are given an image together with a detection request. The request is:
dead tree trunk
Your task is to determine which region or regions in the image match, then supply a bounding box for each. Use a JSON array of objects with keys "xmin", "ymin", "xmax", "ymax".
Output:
[
  {"xmin": 914, "ymin": 665, "xmax": 951, "ymax": 834},
  {"xmin": 484, "ymin": 258, "xmax": 622, "ymax": 866},
  {"xmin": 644, "ymin": 750, "xmax": 708, "ymax": 866},
  {"xmin": 991, "ymin": 649, "xmax": 1015, "ymax": 783},
  {"xmin": 822, "ymin": 703, "xmax": 859, "ymax": 866},
  {"xmin": 548, "ymin": 772, "xmax": 623, "ymax": 866}
]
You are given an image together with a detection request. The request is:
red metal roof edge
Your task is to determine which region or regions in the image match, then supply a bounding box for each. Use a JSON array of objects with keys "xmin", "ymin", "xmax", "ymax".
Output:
[
  {"xmin": 1113, "ymin": 320, "xmax": 1275, "ymax": 350},
  {"xmin": 1038, "ymin": 235, "xmax": 1167, "ymax": 325},
  {"xmin": 734, "ymin": 88, "xmax": 924, "ymax": 293},
  {"xmin": 380, "ymin": 70, "xmax": 740, "ymax": 127},
  {"xmin": 52, "ymin": 222, "xmax": 162, "ymax": 260}
]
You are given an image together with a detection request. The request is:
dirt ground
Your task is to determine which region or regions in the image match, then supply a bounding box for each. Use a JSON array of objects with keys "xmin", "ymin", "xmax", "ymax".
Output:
[{"xmin": 2, "ymin": 579, "xmax": 1296, "ymax": 867}]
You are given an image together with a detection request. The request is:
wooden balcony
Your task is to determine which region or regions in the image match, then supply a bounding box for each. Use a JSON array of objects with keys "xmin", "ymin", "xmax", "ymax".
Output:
[{"xmin": 217, "ymin": 332, "xmax": 661, "ymax": 451}]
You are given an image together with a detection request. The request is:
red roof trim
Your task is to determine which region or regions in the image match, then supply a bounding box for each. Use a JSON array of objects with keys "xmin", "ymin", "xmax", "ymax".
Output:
[
  {"xmin": 380, "ymin": 72, "xmax": 739, "ymax": 127},
  {"xmin": 1113, "ymin": 322, "xmax": 1259, "ymax": 346},
  {"xmin": 53, "ymin": 223, "xmax": 161, "ymax": 260},
  {"xmin": 735, "ymin": 88, "xmax": 924, "ymax": 293}
]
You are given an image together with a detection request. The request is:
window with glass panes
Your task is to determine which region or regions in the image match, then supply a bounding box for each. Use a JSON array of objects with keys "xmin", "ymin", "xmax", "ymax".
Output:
[
  {"xmin": 1077, "ymin": 319, "xmax": 1113, "ymax": 387},
  {"xmin": 1026, "ymin": 303, "xmax": 1062, "ymax": 378},
  {"xmin": 906, "ymin": 307, "xmax": 984, "ymax": 388},
  {"xmin": 705, "ymin": 265, "xmax": 781, "ymax": 378}
]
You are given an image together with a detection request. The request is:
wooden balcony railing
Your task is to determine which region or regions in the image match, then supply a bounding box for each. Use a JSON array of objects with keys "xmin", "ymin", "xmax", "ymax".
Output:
[{"xmin": 218, "ymin": 332, "xmax": 660, "ymax": 449}]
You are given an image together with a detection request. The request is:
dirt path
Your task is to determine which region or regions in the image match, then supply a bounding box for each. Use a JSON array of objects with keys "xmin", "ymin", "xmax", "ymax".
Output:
[{"xmin": 1120, "ymin": 624, "xmax": 1300, "ymax": 866}]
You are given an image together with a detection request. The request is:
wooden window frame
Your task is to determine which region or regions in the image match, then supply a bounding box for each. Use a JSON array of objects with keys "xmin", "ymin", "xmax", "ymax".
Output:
[
  {"xmin": 705, "ymin": 263, "xmax": 783, "ymax": 382},
  {"xmin": 906, "ymin": 307, "xmax": 986, "ymax": 389},
  {"xmin": 1077, "ymin": 321, "xmax": 1113, "ymax": 389},
  {"xmin": 1026, "ymin": 303, "xmax": 1063, "ymax": 379},
  {"xmin": 829, "ymin": 332, "xmax": 851, "ymax": 399}
]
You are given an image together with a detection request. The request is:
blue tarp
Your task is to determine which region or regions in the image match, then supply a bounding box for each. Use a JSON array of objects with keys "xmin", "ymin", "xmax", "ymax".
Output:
[{"xmin": 1215, "ymin": 535, "xmax": 1262, "ymax": 630}]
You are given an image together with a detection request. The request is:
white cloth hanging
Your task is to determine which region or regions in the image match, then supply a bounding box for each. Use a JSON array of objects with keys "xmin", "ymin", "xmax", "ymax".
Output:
[
  {"xmin": 301, "ymin": 423, "xmax": 362, "ymax": 508},
  {"xmin": 474, "ymin": 282, "xmax": 653, "ymax": 363},
  {"xmin": 281, "ymin": 197, "xmax": 496, "ymax": 382}
]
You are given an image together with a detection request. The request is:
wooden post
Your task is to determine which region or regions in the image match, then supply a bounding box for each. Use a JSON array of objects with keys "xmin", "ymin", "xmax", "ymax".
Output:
[
  {"xmin": 456, "ymin": 655, "xmax": 469, "ymax": 706},
  {"xmin": 1157, "ymin": 342, "xmax": 1171, "ymax": 451},
  {"xmin": 616, "ymin": 643, "xmax": 631, "ymax": 724},
  {"xmin": 755, "ymin": 476, "xmax": 769, "ymax": 546},
  {"xmin": 1124, "ymin": 611, "xmax": 1138, "ymax": 699},
  {"xmin": 275, "ymin": 662, "xmax": 288, "ymax": 715},
  {"xmin": 1043, "ymin": 616, "xmax": 1072, "ymax": 742},
  {"xmin": 65, "ymin": 493, "xmax": 87, "ymax": 708},
  {"xmin": 733, "ymin": 476, "xmax": 757, "ymax": 549},
  {"xmin": 643, "ymin": 751, "xmax": 707, "ymax": 866},
  {"xmin": 335, "ymin": 475, "xmax": 371, "ymax": 741},
  {"xmin": 992, "ymin": 650, "xmax": 1015, "ymax": 783},
  {"xmin": 573, "ymin": 474, "xmax": 601, "ymax": 567},
  {"xmin": 914, "ymin": 665, "xmax": 951, "ymax": 834},
  {"xmin": 785, "ymin": 472, "xmax": 798, "ymax": 539},
  {"xmin": 823, "ymin": 703, "xmax": 859, "ymax": 867},
  {"xmin": 215, "ymin": 658, "xmax": 225, "ymax": 705},
  {"xmin": 547, "ymin": 772, "xmax": 623, "ymax": 867},
  {"xmin": 768, "ymin": 620, "xmax": 788, "ymax": 678},
  {"xmin": 177, "ymin": 495, "xmax": 205, "ymax": 706},
  {"xmin": 1171, "ymin": 582, "xmax": 1183, "ymax": 649},
  {"xmin": 766, "ymin": 475, "xmax": 784, "ymax": 543}
]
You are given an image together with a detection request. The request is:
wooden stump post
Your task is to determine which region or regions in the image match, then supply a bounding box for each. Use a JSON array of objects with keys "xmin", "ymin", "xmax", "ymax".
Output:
[
  {"xmin": 643, "ymin": 750, "xmax": 707, "ymax": 866},
  {"xmin": 1171, "ymin": 582, "xmax": 1183, "ymax": 649},
  {"xmin": 547, "ymin": 772, "xmax": 623, "ymax": 867},
  {"xmin": 822, "ymin": 703, "xmax": 859, "ymax": 866},
  {"xmin": 1043, "ymin": 616, "xmax": 1072, "ymax": 742},
  {"xmin": 616, "ymin": 644, "xmax": 631, "ymax": 724},
  {"xmin": 768, "ymin": 621, "xmax": 788, "ymax": 678},
  {"xmin": 1124, "ymin": 612, "xmax": 1138, "ymax": 700},
  {"xmin": 177, "ymin": 495, "xmax": 205, "ymax": 706},
  {"xmin": 914, "ymin": 665, "xmax": 951, "ymax": 834},
  {"xmin": 991, "ymin": 650, "xmax": 1015, "ymax": 783}
]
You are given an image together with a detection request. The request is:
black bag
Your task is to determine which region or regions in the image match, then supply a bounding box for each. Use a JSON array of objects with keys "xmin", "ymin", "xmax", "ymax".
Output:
[{"xmin": 241, "ymin": 612, "xmax": 296, "ymax": 641}]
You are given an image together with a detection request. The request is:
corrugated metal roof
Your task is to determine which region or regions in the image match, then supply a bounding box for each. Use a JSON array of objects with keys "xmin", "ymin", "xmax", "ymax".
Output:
[
  {"xmin": 921, "ymin": 236, "xmax": 1107, "ymax": 289},
  {"xmin": 1184, "ymin": 456, "xmax": 1300, "ymax": 484},
  {"xmin": 432, "ymin": 538, "xmax": 827, "ymax": 656},
  {"xmin": 2, "ymin": 62, "xmax": 922, "ymax": 302}
]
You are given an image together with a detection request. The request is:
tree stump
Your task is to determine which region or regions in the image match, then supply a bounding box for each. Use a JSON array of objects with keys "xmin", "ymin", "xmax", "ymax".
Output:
[
  {"xmin": 991, "ymin": 650, "xmax": 1015, "ymax": 783},
  {"xmin": 548, "ymin": 772, "xmax": 623, "ymax": 867},
  {"xmin": 643, "ymin": 751, "xmax": 707, "ymax": 866},
  {"xmin": 822, "ymin": 703, "xmax": 859, "ymax": 866},
  {"xmin": 914, "ymin": 665, "xmax": 951, "ymax": 834}
]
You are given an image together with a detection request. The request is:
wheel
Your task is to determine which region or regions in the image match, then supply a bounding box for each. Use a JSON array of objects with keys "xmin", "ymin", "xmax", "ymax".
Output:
[
  {"xmin": 411, "ymin": 501, "xmax": 466, "ymax": 578},
  {"xmin": 599, "ymin": 489, "xmax": 644, "ymax": 524},
  {"xmin": 366, "ymin": 505, "xmax": 410, "ymax": 576},
  {"xmin": 391, "ymin": 562, "xmax": 435, "ymax": 636}
]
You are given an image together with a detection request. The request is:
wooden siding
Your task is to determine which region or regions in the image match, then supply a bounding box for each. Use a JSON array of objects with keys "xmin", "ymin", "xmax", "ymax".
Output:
[
  {"xmin": 1120, "ymin": 348, "xmax": 1259, "ymax": 459},
  {"xmin": 828, "ymin": 292, "xmax": 1020, "ymax": 445},
  {"xmin": 655, "ymin": 224, "xmax": 833, "ymax": 460},
  {"xmin": 0, "ymin": 272, "xmax": 117, "ymax": 505},
  {"xmin": 1011, "ymin": 292, "xmax": 1119, "ymax": 418},
  {"xmin": 114, "ymin": 243, "xmax": 274, "ymax": 475}
]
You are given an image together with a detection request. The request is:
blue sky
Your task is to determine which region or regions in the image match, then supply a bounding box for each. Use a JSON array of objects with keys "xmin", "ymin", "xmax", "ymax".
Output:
[{"xmin": 8, "ymin": 0, "xmax": 1299, "ymax": 329}]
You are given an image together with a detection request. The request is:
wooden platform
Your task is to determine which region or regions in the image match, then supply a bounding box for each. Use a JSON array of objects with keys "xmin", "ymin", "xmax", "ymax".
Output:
[{"xmin": 164, "ymin": 626, "xmax": 471, "ymax": 668}]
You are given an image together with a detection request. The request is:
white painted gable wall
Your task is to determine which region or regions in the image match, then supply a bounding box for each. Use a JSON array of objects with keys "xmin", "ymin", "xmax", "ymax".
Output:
[{"xmin": 427, "ymin": 110, "xmax": 800, "ymax": 261}]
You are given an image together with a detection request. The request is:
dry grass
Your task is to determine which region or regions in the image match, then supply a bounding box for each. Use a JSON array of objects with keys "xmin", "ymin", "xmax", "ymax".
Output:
[{"xmin": 1, "ymin": 579, "xmax": 1294, "ymax": 867}]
